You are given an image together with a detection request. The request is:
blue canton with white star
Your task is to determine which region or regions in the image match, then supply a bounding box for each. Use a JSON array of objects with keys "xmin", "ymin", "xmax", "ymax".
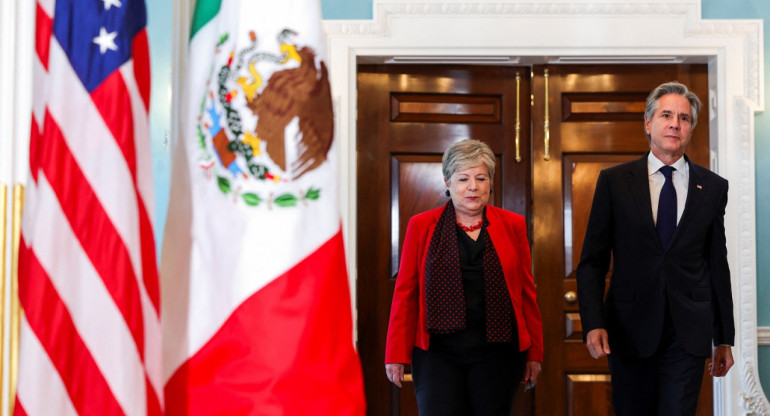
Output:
[{"xmin": 53, "ymin": 0, "xmax": 146, "ymax": 93}]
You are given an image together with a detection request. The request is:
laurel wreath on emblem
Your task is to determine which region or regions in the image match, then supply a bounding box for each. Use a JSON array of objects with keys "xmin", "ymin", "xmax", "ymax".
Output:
[{"xmin": 196, "ymin": 28, "xmax": 334, "ymax": 208}]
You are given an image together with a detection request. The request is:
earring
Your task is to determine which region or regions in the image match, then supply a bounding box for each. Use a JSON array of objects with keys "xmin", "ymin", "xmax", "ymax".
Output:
[
  {"xmin": 490, "ymin": 189, "xmax": 493, "ymax": 195},
  {"xmin": 445, "ymin": 189, "xmax": 450, "ymax": 197}
]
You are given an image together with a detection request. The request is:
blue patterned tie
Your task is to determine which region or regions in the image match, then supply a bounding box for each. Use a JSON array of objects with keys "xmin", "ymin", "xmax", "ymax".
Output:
[{"xmin": 657, "ymin": 166, "xmax": 677, "ymax": 248}]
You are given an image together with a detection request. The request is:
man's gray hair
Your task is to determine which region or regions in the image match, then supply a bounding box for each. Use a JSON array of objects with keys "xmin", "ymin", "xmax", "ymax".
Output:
[{"xmin": 644, "ymin": 81, "xmax": 701, "ymax": 140}]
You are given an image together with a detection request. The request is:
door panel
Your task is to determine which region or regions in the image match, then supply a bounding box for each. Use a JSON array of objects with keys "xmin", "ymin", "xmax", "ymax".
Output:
[
  {"xmin": 532, "ymin": 64, "xmax": 712, "ymax": 415},
  {"xmin": 357, "ymin": 64, "xmax": 531, "ymax": 415},
  {"xmin": 563, "ymin": 155, "xmax": 632, "ymax": 277},
  {"xmin": 392, "ymin": 158, "xmax": 446, "ymax": 277},
  {"xmin": 566, "ymin": 374, "xmax": 614, "ymax": 416}
]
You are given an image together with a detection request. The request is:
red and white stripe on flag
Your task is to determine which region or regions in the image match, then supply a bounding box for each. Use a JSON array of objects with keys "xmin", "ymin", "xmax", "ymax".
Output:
[
  {"xmin": 161, "ymin": 0, "xmax": 366, "ymax": 414},
  {"xmin": 16, "ymin": 0, "xmax": 161, "ymax": 415}
]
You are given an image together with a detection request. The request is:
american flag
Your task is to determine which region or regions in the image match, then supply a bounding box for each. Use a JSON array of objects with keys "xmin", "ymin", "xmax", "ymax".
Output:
[{"xmin": 16, "ymin": 0, "xmax": 161, "ymax": 414}]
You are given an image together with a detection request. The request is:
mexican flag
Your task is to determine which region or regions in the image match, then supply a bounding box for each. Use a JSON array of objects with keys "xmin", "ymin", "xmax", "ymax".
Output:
[{"xmin": 161, "ymin": 0, "xmax": 366, "ymax": 414}]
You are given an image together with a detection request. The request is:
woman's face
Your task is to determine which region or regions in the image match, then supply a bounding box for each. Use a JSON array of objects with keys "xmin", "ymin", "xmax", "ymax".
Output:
[{"xmin": 446, "ymin": 162, "xmax": 491, "ymax": 218}]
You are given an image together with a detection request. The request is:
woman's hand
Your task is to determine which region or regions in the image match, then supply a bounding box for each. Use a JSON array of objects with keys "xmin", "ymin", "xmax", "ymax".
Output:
[
  {"xmin": 385, "ymin": 363, "xmax": 405, "ymax": 387},
  {"xmin": 521, "ymin": 360, "xmax": 542, "ymax": 388}
]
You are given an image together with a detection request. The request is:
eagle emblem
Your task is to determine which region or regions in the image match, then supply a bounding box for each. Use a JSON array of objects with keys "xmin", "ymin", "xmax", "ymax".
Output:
[{"xmin": 196, "ymin": 28, "xmax": 333, "ymax": 208}]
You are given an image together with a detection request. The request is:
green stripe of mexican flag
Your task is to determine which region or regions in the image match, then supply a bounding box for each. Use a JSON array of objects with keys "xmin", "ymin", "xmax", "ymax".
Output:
[{"xmin": 190, "ymin": 0, "xmax": 221, "ymax": 39}]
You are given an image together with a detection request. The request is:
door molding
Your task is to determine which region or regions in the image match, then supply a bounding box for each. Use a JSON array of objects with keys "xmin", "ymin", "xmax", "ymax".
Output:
[{"xmin": 323, "ymin": 1, "xmax": 766, "ymax": 414}]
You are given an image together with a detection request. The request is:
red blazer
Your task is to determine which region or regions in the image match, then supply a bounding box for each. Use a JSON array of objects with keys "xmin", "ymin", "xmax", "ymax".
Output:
[{"xmin": 385, "ymin": 204, "xmax": 544, "ymax": 365}]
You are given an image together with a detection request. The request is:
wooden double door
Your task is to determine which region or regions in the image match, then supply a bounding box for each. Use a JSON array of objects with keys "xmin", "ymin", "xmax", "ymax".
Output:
[{"xmin": 356, "ymin": 63, "xmax": 712, "ymax": 415}]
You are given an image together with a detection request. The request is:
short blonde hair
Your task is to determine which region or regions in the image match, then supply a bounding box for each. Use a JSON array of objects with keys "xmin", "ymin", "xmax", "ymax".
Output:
[{"xmin": 442, "ymin": 139, "xmax": 495, "ymax": 182}]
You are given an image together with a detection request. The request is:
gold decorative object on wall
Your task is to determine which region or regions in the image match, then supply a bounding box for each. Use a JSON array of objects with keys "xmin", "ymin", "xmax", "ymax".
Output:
[{"xmin": 9, "ymin": 184, "xmax": 24, "ymax": 416}]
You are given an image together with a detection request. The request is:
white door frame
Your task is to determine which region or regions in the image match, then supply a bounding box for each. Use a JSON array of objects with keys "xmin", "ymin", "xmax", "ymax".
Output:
[{"xmin": 323, "ymin": 1, "xmax": 767, "ymax": 414}]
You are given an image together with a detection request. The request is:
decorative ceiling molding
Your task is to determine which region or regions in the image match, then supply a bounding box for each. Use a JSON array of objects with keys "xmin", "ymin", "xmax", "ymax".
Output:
[{"xmin": 324, "ymin": 0, "xmax": 763, "ymax": 108}]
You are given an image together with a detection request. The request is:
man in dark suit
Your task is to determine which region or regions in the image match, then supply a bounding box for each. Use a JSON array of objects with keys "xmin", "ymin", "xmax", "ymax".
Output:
[{"xmin": 576, "ymin": 81, "xmax": 735, "ymax": 416}]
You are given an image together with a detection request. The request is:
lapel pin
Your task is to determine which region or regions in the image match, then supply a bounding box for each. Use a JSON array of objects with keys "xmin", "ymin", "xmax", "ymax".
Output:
[{"xmin": 696, "ymin": 185, "xmax": 703, "ymax": 190}]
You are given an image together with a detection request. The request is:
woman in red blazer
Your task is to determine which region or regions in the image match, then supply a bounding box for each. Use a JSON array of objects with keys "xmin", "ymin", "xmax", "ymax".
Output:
[{"xmin": 385, "ymin": 139, "xmax": 543, "ymax": 416}]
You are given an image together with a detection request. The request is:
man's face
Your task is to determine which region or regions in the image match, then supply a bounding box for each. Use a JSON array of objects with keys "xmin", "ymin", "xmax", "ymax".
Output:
[{"xmin": 645, "ymin": 93, "xmax": 694, "ymax": 160}]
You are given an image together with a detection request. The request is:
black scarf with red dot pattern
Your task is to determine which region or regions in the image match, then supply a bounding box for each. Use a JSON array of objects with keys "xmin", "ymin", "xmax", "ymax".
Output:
[{"xmin": 424, "ymin": 201, "xmax": 513, "ymax": 343}]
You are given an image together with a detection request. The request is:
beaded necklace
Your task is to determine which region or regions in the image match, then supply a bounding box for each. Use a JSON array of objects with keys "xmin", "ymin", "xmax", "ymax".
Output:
[{"xmin": 456, "ymin": 220, "xmax": 483, "ymax": 232}]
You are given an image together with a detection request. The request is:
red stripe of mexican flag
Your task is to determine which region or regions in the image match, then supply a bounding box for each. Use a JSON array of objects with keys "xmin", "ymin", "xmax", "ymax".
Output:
[{"xmin": 165, "ymin": 230, "xmax": 365, "ymax": 414}]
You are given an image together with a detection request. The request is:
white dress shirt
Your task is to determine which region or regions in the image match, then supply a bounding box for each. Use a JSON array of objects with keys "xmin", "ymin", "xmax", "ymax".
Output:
[{"xmin": 648, "ymin": 152, "xmax": 689, "ymax": 226}]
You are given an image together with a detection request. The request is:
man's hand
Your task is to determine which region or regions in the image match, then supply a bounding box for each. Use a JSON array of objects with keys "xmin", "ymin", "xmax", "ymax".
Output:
[
  {"xmin": 709, "ymin": 345, "xmax": 734, "ymax": 377},
  {"xmin": 385, "ymin": 363, "xmax": 405, "ymax": 387},
  {"xmin": 586, "ymin": 328, "xmax": 611, "ymax": 359}
]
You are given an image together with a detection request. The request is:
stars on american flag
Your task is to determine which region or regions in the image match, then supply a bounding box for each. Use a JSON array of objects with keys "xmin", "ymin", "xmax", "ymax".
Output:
[
  {"xmin": 102, "ymin": 0, "xmax": 122, "ymax": 10},
  {"xmin": 93, "ymin": 27, "xmax": 118, "ymax": 54},
  {"xmin": 93, "ymin": 0, "xmax": 123, "ymax": 55}
]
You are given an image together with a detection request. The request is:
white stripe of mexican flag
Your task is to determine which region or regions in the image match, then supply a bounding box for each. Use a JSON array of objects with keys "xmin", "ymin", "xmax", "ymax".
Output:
[{"xmin": 161, "ymin": 0, "xmax": 366, "ymax": 413}]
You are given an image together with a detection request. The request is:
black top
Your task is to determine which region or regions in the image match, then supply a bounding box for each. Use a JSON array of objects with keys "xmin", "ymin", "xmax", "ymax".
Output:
[{"xmin": 430, "ymin": 225, "xmax": 517, "ymax": 352}]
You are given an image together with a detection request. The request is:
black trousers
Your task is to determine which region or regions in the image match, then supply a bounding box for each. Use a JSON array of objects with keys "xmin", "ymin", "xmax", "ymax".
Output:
[
  {"xmin": 411, "ymin": 345, "xmax": 526, "ymax": 416},
  {"xmin": 608, "ymin": 309, "xmax": 707, "ymax": 416}
]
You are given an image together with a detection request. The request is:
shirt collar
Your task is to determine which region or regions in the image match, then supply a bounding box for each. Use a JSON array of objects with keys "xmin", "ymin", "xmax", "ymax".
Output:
[{"xmin": 647, "ymin": 152, "xmax": 687, "ymax": 176}]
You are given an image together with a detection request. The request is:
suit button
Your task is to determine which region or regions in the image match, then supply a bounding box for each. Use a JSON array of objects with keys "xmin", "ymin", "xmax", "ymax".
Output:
[{"xmin": 659, "ymin": 289, "xmax": 665, "ymax": 294}]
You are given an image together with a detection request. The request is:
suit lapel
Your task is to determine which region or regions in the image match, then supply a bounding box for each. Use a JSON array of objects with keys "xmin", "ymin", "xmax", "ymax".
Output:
[{"xmin": 626, "ymin": 155, "xmax": 660, "ymax": 247}]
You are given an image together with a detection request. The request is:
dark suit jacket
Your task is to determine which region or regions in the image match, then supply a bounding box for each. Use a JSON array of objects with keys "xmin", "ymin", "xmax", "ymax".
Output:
[
  {"xmin": 577, "ymin": 154, "xmax": 734, "ymax": 358},
  {"xmin": 385, "ymin": 204, "xmax": 544, "ymax": 365}
]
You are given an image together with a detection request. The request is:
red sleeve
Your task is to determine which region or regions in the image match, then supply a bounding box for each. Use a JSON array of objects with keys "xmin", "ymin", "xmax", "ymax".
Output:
[
  {"xmin": 515, "ymin": 217, "xmax": 544, "ymax": 362},
  {"xmin": 384, "ymin": 216, "xmax": 424, "ymax": 365}
]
